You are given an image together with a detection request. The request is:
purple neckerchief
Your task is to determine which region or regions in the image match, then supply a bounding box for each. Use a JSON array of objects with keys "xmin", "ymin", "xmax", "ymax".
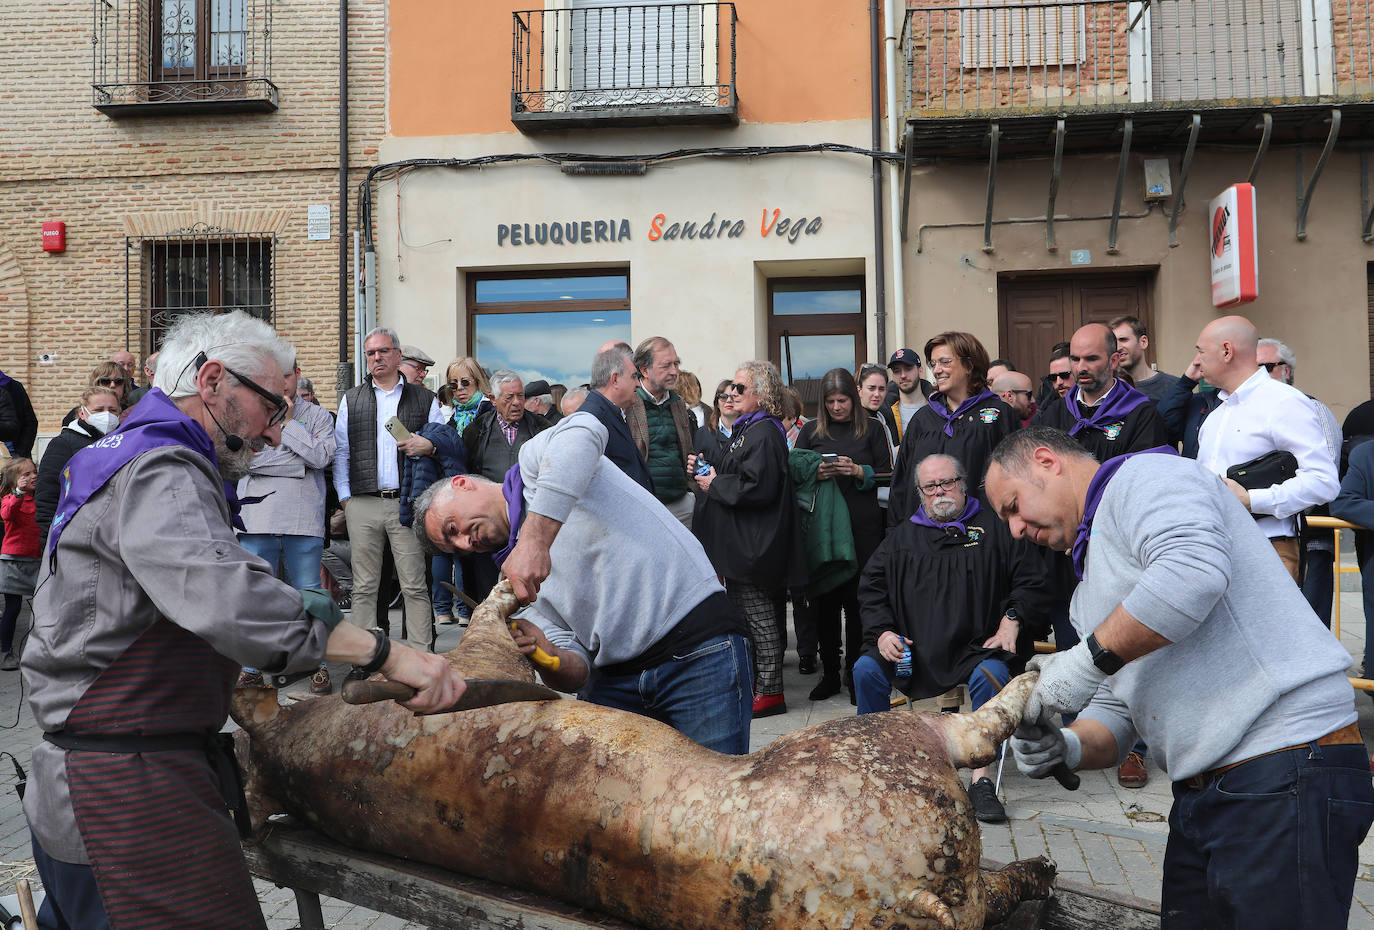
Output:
[
  {"xmin": 1071, "ymin": 446, "xmax": 1179, "ymax": 579},
  {"xmin": 910, "ymin": 495, "xmax": 982, "ymax": 536},
  {"xmin": 1066, "ymin": 380, "xmax": 1150, "ymax": 437},
  {"xmin": 492, "ymin": 464, "xmax": 526, "ymax": 567},
  {"xmin": 47, "ymin": 388, "xmax": 240, "ymax": 563},
  {"xmin": 0, "ymin": 370, "xmax": 10, "ymax": 387},
  {"xmin": 732, "ymin": 408, "xmax": 788, "ymax": 440},
  {"xmin": 927, "ymin": 388, "xmax": 997, "ymax": 437}
]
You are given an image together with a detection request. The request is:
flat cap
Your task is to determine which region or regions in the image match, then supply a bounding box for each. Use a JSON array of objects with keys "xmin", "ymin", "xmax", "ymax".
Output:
[{"xmin": 400, "ymin": 345, "xmax": 435, "ymax": 367}]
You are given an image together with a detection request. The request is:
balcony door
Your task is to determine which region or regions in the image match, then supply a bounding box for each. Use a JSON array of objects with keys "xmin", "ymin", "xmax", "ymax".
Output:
[{"xmin": 568, "ymin": 0, "xmax": 714, "ymax": 105}]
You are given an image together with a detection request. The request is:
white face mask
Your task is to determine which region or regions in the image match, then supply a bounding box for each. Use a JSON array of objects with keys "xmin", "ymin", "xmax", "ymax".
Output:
[{"xmin": 86, "ymin": 410, "xmax": 120, "ymax": 435}]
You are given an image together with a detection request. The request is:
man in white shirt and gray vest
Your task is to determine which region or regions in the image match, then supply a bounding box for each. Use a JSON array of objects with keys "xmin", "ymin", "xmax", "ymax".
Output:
[{"xmin": 333, "ymin": 327, "xmax": 446, "ymax": 656}]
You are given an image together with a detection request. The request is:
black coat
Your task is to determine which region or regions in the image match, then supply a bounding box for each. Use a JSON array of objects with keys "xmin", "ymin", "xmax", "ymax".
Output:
[
  {"xmin": 579, "ymin": 389, "xmax": 654, "ymax": 493},
  {"xmin": 0, "ymin": 378, "xmax": 38, "ymax": 458},
  {"xmin": 461, "ymin": 408, "xmax": 552, "ymax": 481},
  {"xmin": 692, "ymin": 422, "xmax": 732, "ymax": 469},
  {"xmin": 1031, "ymin": 391, "xmax": 1171, "ymax": 461},
  {"xmin": 858, "ymin": 510, "xmax": 1051, "ymax": 697},
  {"xmin": 888, "ymin": 395, "xmax": 1019, "ymax": 525},
  {"xmin": 693, "ymin": 416, "xmax": 801, "ymax": 589},
  {"xmin": 36, "ymin": 422, "xmax": 103, "ymax": 545}
]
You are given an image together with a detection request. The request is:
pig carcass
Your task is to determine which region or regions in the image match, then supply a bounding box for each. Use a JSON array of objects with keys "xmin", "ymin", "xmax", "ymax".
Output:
[{"xmin": 232, "ymin": 580, "xmax": 1055, "ymax": 930}]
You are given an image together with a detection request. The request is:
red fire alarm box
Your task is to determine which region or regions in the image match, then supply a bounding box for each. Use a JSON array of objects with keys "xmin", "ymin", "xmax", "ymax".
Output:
[{"xmin": 42, "ymin": 222, "xmax": 66, "ymax": 253}]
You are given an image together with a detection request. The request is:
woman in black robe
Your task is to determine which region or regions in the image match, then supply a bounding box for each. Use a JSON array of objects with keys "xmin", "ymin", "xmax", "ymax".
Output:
[{"xmin": 794, "ymin": 368, "xmax": 892, "ymax": 702}]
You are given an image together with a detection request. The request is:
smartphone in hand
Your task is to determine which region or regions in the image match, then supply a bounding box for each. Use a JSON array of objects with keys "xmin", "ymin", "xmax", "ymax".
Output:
[{"xmin": 384, "ymin": 416, "xmax": 412, "ymax": 443}]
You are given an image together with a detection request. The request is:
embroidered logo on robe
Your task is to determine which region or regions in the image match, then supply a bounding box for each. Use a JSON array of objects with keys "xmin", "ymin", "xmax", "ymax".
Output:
[
  {"xmin": 978, "ymin": 408, "xmax": 1000, "ymax": 423},
  {"xmin": 1103, "ymin": 422, "xmax": 1124, "ymax": 440},
  {"xmin": 964, "ymin": 526, "xmax": 984, "ymax": 545}
]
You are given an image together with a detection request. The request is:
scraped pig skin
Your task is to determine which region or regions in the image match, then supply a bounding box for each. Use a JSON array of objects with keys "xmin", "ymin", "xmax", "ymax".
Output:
[{"xmin": 232, "ymin": 581, "xmax": 1056, "ymax": 929}]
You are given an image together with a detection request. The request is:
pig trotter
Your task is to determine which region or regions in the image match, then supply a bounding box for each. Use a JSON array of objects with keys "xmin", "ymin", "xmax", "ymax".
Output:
[
  {"xmin": 903, "ymin": 889, "xmax": 956, "ymax": 929},
  {"xmin": 979, "ymin": 856, "xmax": 1058, "ymax": 925}
]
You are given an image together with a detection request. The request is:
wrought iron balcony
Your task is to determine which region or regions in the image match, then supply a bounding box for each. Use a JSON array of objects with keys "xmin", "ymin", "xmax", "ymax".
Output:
[
  {"xmin": 512, "ymin": 3, "xmax": 738, "ymax": 131},
  {"xmin": 901, "ymin": 0, "xmax": 1374, "ymax": 155},
  {"xmin": 92, "ymin": 0, "xmax": 278, "ymax": 116}
]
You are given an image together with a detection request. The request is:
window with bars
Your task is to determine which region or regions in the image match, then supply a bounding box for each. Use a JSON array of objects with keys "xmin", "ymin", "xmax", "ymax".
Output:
[
  {"xmin": 155, "ymin": 0, "xmax": 249, "ymax": 82},
  {"xmin": 127, "ymin": 227, "xmax": 274, "ymax": 355},
  {"xmin": 959, "ymin": 0, "xmax": 1088, "ymax": 69}
]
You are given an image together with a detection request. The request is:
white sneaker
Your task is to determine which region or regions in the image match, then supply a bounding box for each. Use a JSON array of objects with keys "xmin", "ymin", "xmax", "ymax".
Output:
[{"xmin": 0, "ymin": 651, "xmax": 18, "ymax": 671}]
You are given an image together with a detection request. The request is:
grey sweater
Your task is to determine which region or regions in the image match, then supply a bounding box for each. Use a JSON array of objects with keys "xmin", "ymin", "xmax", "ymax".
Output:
[
  {"xmin": 1075, "ymin": 453, "xmax": 1355, "ymax": 781},
  {"xmin": 516, "ymin": 412, "xmax": 724, "ymax": 671}
]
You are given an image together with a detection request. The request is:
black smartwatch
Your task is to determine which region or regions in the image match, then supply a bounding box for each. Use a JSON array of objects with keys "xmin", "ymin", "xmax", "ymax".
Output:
[{"xmin": 1086, "ymin": 632, "xmax": 1125, "ymax": 675}]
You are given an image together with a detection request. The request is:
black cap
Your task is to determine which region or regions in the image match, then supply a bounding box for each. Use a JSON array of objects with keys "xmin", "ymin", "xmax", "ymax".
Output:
[
  {"xmin": 888, "ymin": 348, "xmax": 921, "ymax": 369},
  {"xmin": 523, "ymin": 379, "xmax": 551, "ymax": 396}
]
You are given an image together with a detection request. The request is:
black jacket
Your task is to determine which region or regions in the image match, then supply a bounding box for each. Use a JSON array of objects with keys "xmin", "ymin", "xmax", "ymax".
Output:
[
  {"xmin": 1157, "ymin": 375, "xmax": 1223, "ymax": 459},
  {"xmin": 0, "ymin": 377, "xmax": 38, "ymax": 458},
  {"xmin": 579, "ymin": 389, "xmax": 654, "ymax": 493},
  {"xmin": 693, "ymin": 417, "xmax": 801, "ymax": 588},
  {"xmin": 36, "ymin": 421, "xmax": 104, "ymax": 545},
  {"xmin": 1031, "ymin": 390, "xmax": 1171, "ymax": 462},
  {"xmin": 462, "ymin": 408, "xmax": 552, "ymax": 481},
  {"xmin": 888, "ymin": 395, "xmax": 1019, "ymax": 525}
]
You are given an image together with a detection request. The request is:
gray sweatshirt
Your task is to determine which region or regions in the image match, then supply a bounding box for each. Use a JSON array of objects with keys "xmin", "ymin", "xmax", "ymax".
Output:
[
  {"xmin": 1075, "ymin": 453, "xmax": 1355, "ymax": 781},
  {"xmin": 516, "ymin": 412, "xmax": 724, "ymax": 671}
]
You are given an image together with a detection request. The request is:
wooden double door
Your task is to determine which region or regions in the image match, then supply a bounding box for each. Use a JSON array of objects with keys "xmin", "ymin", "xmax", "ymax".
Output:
[{"xmin": 997, "ymin": 272, "xmax": 1154, "ymax": 379}]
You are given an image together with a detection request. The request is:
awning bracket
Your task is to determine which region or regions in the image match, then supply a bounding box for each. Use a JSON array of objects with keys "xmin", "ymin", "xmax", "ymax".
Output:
[
  {"xmin": 1169, "ymin": 114, "xmax": 1201, "ymax": 249},
  {"xmin": 1296, "ymin": 108, "xmax": 1341, "ymax": 241},
  {"xmin": 983, "ymin": 122, "xmax": 1001, "ymax": 254},
  {"xmin": 1107, "ymin": 118, "xmax": 1133, "ymax": 254},
  {"xmin": 1248, "ymin": 113, "xmax": 1273, "ymax": 185},
  {"xmin": 900, "ymin": 124, "xmax": 915, "ymax": 242},
  {"xmin": 1047, "ymin": 119, "xmax": 1066, "ymax": 252}
]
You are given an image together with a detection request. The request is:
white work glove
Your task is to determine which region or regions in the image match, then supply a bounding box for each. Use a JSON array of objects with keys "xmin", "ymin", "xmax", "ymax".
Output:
[
  {"xmin": 1024, "ymin": 642, "xmax": 1106, "ymax": 728},
  {"xmin": 1010, "ymin": 721, "xmax": 1082, "ymax": 780}
]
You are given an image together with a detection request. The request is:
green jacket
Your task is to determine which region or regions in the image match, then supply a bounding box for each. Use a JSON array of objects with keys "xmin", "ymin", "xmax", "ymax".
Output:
[{"xmin": 788, "ymin": 448, "xmax": 857, "ymax": 598}]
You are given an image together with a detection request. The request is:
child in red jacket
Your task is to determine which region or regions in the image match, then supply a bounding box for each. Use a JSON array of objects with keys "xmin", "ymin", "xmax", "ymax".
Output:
[{"xmin": 0, "ymin": 456, "xmax": 39, "ymax": 670}]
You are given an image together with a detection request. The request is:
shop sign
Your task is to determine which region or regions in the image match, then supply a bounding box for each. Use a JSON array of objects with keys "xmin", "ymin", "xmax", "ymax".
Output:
[
  {"xmin": 1209, "ymin": 183, "xmax": 1258, "ymax": 308},
  {"xmin": 496, "ymin": 209, "xmax": 823, "ymax": 247}
]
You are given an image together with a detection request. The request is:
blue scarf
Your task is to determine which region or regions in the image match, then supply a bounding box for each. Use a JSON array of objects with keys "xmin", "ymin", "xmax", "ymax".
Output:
[
  {"xmin": 1071, "ymin": 446, "xmax": 1178, "ymax": 579},
  {"xmin": 451, "ymin": 392, "xmax": 485, "ymax": 434},
  {"xmin": 732, "ymin": 408, "xmax": 787, "ymax": 440},
  {"xmin": 1066, "ymin": 381, "xmax": 1150, "ymax": 437},
  {"xmin": 927, "ymin": 388, "xmax": 998, "ymax": 437},
  {"xmin": 910, "ymin": 495, "xmax": 982, "ymax": 536},
  {"xmin": 492, "ymin": 464, "xmax": 526, "ymax": 568},
  {"xmin": 47, "ymin": 388, "xmax": 242, "ymax": 563}
]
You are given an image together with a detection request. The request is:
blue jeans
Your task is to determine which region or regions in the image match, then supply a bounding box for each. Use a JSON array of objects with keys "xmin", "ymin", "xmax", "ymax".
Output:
[
  {"xmin": 32, "ymin": 830, "xmax": 111, "ymax": 930},
  {"xmin": 238, "ymin": 534, "xmax": 324, "ymax": 590},
  {"xmin": 431, "ymin": 553, "xmax": 467, "ymax": 617},
  {"xmin": 1163, "ymin": 742, "xmax": 1374, "ymax": 929},
  {"xmin": 1302, "ymin": 546, "xmax": 1335, "ymax": 629},
  {"xmin": 853, "ymin": 654, "xmax": 1009, "ymax": 717},
  {"xmin": 581, "ymin": 633, "xmax": 753, "ymax": 755}
]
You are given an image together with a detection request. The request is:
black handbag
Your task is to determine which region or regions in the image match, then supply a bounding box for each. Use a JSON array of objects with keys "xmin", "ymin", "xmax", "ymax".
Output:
[{"xmin": 1226, "ymin": 450, "xmax": 1299, "ymax": 490}]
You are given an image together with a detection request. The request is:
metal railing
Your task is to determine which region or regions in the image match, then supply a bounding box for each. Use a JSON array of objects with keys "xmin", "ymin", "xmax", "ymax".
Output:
[
  {"xmin": 903, "ymin": 0, "xmax": 1374, "ymax": 116},
  {"xmin": 92, "ymin": 0, "xmax": 277, "ymax": 113},
  {"xmin": 512, "ymin": 3, "xmax": 736, "ymax": 120}
]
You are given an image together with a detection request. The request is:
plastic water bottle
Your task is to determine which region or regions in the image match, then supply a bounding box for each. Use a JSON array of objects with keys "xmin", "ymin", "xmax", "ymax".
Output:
[
  {"xmin": 895, "ymin": 648, "xmax": 912, "ymax": 679},
  {"xmin": 695, "ymin": 455, "xmax": 712, "ymax": 477}
]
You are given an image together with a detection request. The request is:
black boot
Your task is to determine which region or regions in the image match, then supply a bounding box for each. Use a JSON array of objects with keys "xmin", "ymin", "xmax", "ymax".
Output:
[
  {"xmin": 808, "ymin": 673, "xmax": 841, "ymax": 701},
  {"xmin": 798, "ymin": 654, "xmax": 818, "ymax": 675}
]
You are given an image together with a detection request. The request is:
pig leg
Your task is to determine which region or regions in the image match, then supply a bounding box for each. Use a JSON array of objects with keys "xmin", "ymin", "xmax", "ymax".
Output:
[
  {"xmin": 929, "ymin": 672, "xmax": 1038, "ymax": 771},
  {"xmin": 979, "ymin": 856, "xmax": 1058, "ymax": 924},
  {"xmin": 902, "ymin": 889, "xmax": 957, "ymax": 929}
]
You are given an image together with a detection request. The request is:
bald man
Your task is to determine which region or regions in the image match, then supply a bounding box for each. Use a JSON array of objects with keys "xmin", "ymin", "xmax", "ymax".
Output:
[
  {"xmin": 1194, "ymin": 315, "xmax": 1339, "ymax": 580},
  {"xmin": 993, "ymin": 372, "xmax": 1037, "ymax": 426}
]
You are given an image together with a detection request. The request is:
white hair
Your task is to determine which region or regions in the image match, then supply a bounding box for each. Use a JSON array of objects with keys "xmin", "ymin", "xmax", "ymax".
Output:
[
  {"xmin": 1257, "ymin": 337, "xmax": 1296, "ymax": 373},
  {"xmin": 155, "ymin": 311, "xmax": 292, "ymax": 399},
  {"xmin": 490, "ymin": 369, "xmax": 523, "ymax": 398},
  {"xmin": 365, "ymin": 327, "xmax": 400, "ymax": 350}
]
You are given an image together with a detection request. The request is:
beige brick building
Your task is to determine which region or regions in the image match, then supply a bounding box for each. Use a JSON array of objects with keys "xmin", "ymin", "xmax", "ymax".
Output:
[{"xmin": 0, "ymin": 0, "xmax": 385, "ymax": 434}]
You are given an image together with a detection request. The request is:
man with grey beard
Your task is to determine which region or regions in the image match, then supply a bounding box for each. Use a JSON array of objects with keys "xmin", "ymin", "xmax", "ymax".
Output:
[
  {"xmin": 854, "ymin": 453, "xmax": 1052, "ymax": 824},
  {"xmin": 21, "ymin": 311, "xmax": 463, "ymax": 930}
]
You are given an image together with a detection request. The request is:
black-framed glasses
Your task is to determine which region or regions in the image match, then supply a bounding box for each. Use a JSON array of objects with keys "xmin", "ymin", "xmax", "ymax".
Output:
[
  {"xmin": 918, "ymin": 476, "xmax": 962, "ymax": 495},
  {"xmin": 1259, "ymin": 361, "xmax": 1284, "ymax": 372},
  {"xmin": 728, "ymin": 382, "xmax": 748, "ymax": 395},
  {"xmin": 1049, "ymin": 371, "xmax": 1074, "ymax": 381},
  {"xmin": 96, "ymin": 377, "xmax": 127, "ymax": 387},
  {"xmin": 448, "ymin": 378, "xmax": 474, "ymax": 390},
  {"xmin": 224, "ymin": 364, "xmax": 289, "ymax": 427}
]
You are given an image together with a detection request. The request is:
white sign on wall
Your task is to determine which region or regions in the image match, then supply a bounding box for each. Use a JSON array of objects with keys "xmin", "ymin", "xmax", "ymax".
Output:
[
  {"xmin": 1209, "ymin": 183, "xmax": 1258, "ymax": 308},
  {"xmin": 307, "ymin": 204, "xmax": 332, "ymax": 241}
]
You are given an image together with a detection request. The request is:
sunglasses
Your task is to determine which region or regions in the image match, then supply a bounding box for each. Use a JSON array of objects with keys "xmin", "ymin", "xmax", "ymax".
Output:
[
  {"xmin": 1001, "ymin": 389, "xmax": 1033, "ymax": 397},
  {"xmin": 96, "ymin": 377, "xmax": 127, "ymax": 387},
  {"xmin": 1049, "ymin": 371, "xmax": 1074, "ymax": 381},
  {"xmin": 448, "ymin": 378, "xmax": 474, "ymax": 390},
  {"xmin": 728, "ymin": 382, "xmax": 748, "ymax": 395},
  {"xmin": 715, "ymin": 392, "xmax": 732, "ymax": 402},
  {"xmin": 918, "ymin": 476, "xmax": 962, "ymax": 495},
  {"xmin": 1259, "ymin": 361, "xmax": 1284, "ymax": 372}
]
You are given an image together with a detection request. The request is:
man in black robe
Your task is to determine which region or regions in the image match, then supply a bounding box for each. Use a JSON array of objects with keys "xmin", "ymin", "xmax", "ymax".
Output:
[{"xmin": 856, "ymin": 453, "xmax": 1050, "ymax": 823}]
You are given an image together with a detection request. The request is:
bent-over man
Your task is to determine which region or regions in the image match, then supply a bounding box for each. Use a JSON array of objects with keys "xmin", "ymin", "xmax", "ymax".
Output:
[
  {"xmin": 985, "ymin": 426, "xmax": 1372, "ymax": 930},
  {"xmin": 415, "ymin": 411, "xmax": 753, "ymax": 754}
]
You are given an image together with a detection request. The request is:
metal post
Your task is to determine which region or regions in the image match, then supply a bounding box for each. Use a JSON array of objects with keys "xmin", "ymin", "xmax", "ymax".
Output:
[
  {"xmin": 1170, "ymin": 114, "xmax": 1202, "ymax": 248},
  {"xmin": 1108, "ymin": 118, "xmax": 1134, "ymax": 254},
  {"xmin": 983, "ymin": 122, "xmax": 1001, "ymax": 254},
  {"xmin": 1047, "ymin": 119, "xmax": 1066, "ymax": 252}
]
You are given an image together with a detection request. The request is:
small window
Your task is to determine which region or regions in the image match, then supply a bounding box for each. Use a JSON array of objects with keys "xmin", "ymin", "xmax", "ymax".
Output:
[
  {"xmin": 767, "ymin": 277, "xmax": 866, "ymax": 417},
  {"xmin": 468, "ymin": 270, "xmax": 631, "ymax": 388}
]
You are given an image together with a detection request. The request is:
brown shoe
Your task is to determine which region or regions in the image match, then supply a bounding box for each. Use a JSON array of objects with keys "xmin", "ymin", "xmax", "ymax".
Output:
[
  {"xmin": 309, "ymin": 667, "xmax": 332, "ymax": 695},
  {"xmin": 1117, "ymin": 750, "xmax": 1148, "ymax": 788},
  {"xmin": 236, "ymin": 669, "xmax": 271, "ymax": 690}
]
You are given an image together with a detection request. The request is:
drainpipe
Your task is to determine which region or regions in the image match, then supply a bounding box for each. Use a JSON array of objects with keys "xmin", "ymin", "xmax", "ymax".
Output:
[
  {"xmin": 884, "ymin": 0, "xmax": 907, "ymax": 353},
  {"xmin": 869, "ymin": 0, "xmax": 887, "ymax": 363},
  {"xmin": 337, "ymin": 0, "xmax": 354, "ymax": 393}
]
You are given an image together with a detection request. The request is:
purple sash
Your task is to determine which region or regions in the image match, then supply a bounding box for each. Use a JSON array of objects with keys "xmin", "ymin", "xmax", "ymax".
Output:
[
  {"xmin": 47, "ymin": 389, "xmax": 240, "ymax": 562},
  {"xmin": 1071, "ymin": 446, "xmax": 1178, "ymax": 579},
  {"xmin": 0, "ymin": 370, "xmax": 11, "ymax": 387},
  {"xmin": 732, "ymin": 409, "xmax": 787, "ymax": 440},
  {"xmin": 910, "ymin": 495, "xmax": 982, "ymax": 536},
  {"xmin": 927, "ymin": 388, "xmax": 998, "ymax": 437},
  {"xmin": 1066, "ymin": 381, "xmax": 1150, "ymax": 437},
  {"xmin": 493, "ymin": 464, "xmax": 526, "ymax": 567}
]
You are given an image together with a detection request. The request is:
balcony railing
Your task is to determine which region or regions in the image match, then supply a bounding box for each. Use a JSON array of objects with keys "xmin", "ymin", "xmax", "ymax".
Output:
[
  {"xmin": 92, "ymin": 0, "xmax": 278, "ymax": 116},
  {"xmin": 903, "ymin": 0, "xmax": 1374, "ymax": 118},
  {"xmin": 512, "ymin": 3, "xmax": 737, "ymax": 131}
]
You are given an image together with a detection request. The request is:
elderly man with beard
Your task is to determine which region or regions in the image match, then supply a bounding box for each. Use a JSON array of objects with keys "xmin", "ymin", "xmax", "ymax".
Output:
[
  {"xmin": 21, "ymin": 312, "xmax": 463, "ymax": 930},
  {"xmin": 854, "ymin": 453, "xmax": 1050, "ymax": 824}
]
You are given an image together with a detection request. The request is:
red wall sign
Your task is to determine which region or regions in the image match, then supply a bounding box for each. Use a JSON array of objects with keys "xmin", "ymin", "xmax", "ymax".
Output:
[
  {"xmin": 1209, "ymin": 184, "xmax": 1258, "ymax": 308},
  {"xmin": 42, "ymin": 221, "xmax": 66, "ymax": 253}
]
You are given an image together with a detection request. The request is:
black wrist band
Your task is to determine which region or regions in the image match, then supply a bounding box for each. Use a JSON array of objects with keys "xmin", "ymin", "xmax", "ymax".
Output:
[{"xmin": 359, "ymin": 628, "xmax": 391, "ymax": 676}]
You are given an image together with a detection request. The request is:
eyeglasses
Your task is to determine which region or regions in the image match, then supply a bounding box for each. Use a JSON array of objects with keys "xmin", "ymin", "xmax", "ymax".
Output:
[
  {"xmin": 96, "ymin": 377, "xmax": 127, "ymax": 387},
  {"xmin": 1259, "ymin": 361, "xmax": 1284, "ymax": 372},
  {"xmin": 1001, "ymin": 389, "xmax": 1033, "ymax": 398},
  {"xmin": 448, "ymin": 378, "xmax": 474, "ymax": 390},
  {"xmin": 1049, "ymin": 371, "xmax": 1074, "ymax": 381},
  {"xmin": 728, "ymin": 382, "xmax": 748, "ymax": 395},
  {"xmin": 224, "ymin": 364, "xmax": 289, "ymax": 427},
  {"xmin": 715, "ymin": 392, "xmax": 732, "ymax": 402},
  {"xmin": 918, "ymin": 476, "xmax": 962, "ymax": 495}
]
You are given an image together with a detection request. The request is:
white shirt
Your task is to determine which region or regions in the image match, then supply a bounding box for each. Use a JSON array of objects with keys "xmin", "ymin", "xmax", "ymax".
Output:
[
  {"xmin": 1196, "ymin": 368, "xmax": 1339, "ymax": 538},
  {"xmin": 332, "ymin": 379, "xmax": 444, "ymax": 501}
]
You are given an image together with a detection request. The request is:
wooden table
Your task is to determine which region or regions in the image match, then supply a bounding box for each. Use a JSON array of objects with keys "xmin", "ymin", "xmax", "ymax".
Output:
[{"xmin": 243, "ymin": 823, "xmax": 1160, "ymax": 930}]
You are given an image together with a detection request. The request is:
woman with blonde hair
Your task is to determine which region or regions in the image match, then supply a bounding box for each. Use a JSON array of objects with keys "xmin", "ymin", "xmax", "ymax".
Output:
[
  {"xmin": 677, "ymin": 371, "xmax": 710, "ymax": 429},
  {"xmin": 433, "ymin": 357, "xmax": 492, "ymax": 625},
  {"xmin": 690, "ymin": 360, "xmax": 799, "ymax": 718},
  {"xmin": 61, "ymin": 361, "xmax": 134, "ymax": 427}
]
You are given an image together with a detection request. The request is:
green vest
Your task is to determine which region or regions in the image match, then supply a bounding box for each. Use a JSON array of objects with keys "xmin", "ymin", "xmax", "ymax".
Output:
[{"xmin": 639, "ymin": 388, "xmax": 687, "ymax": 502}]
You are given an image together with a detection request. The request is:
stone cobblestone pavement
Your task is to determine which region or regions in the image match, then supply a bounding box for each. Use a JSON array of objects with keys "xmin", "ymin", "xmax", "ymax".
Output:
[{"xmin": 4, "ymin": 587, "xmax": 1374, "ymax": 928}]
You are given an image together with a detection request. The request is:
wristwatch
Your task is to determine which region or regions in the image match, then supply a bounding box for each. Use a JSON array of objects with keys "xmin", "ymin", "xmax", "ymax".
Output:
[
  {"xmin": 1004, "ymin": 607, "xmax": 1020, "ymax": 623},
  {"xmin": 1086, "ymin": 632, "xmax": 1125, "ymax": 675}
]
